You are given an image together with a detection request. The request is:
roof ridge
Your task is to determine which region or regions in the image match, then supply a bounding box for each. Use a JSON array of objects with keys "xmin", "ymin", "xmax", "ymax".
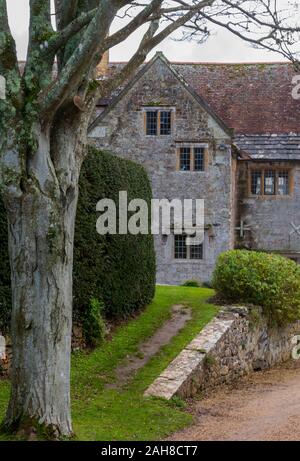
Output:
[
  {"xmin": 90, "ymin": 52, "xmax": 231, "ymax": 136},
  {"xmin": 107, "ymin": 60, "xmax": 290, "ymax": 66},
  {"xmin": 171, "ymin": 61, "xmax": 290, "ymax": 65}
]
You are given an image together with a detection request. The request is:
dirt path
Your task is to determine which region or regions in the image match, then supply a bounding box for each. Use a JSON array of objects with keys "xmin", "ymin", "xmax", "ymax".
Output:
[
  {"xmin": 168, "ymin": 360, "xmax": 300, "ymax": 441},
  {"xmin": 108, "ymin": 304, "xmax": 191, "ymax": 388}
]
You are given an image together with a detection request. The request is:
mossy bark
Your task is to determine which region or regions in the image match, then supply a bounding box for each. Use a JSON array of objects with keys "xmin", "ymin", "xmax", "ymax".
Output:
[{"xmin": 1, "ymin": 118, "xmax": 84, "ymax": 438}]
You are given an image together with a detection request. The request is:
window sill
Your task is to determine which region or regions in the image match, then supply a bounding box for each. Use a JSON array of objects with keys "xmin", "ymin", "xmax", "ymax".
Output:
[
  {"xmin": 173, "ymin": 259, "xmax": 205, "ymax": 263},
  {"xmin": 145, "ymin": 134, "xmax": 173, "ymax": 138},
  {"xmin": 248, "ymin": 194, "xmax": 293, "ymax": 200},
  {"xmin": 176, "ymin": 170, "xmax": 206, "ymax": 173}
]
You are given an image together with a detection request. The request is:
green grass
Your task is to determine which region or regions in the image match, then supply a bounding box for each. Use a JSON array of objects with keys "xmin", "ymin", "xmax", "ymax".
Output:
[{"xmin": 0, "ymin": 285, "xmax": 217, "ymax": 441}]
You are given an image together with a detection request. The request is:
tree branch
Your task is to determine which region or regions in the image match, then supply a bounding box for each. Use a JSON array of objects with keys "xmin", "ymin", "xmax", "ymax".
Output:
[
  {"xmin": 48, "ymin": 8, "xmax": 98, "ymax": 52},
  {"xmin": 197, "ymin": 7, "xmax": 299, "ymax": 62},
  {"xmin": 221, "ymin": 0, "xmax": 300, "ymax": 33},
  {"xmin": 145, "ymin": 0, "xmax": 215, "ymax": 52},
  {"xmin": 49, "ymin": 0, "xmax": 163, "ymax": 56},
  {"xmin": 39, "ymin": 0, "xmax": 121, "ymax": 118},
  {"xmin": 54, "ymin": 0, "xmax": 79, "ymax": 30},
  {"xmin": 88, "ymin": 17, "xmax": 161, "ymax": 112},
  {"xmin": 0, "ymin": 0, "xmax": 19, "ymax": 78},
  {"xmin": 0, "ymin": 0, "xmax": 21, "ymax": 109},
  {"xmin": 88, "ymin": 0, "xmax": 215, "ymax": 111},
  {"xmin": 103, "ymin": 0, "xmax": 163, "ymax": 51},
  {"xmin": 23, "ymin": 1, "xmax": 56, "ymax": 95}
]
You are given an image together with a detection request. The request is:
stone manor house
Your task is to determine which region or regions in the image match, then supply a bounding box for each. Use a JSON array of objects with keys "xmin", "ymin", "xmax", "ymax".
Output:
[{"xmin": 89, "ymin": 52, "xmax": 300, "ymax": 285}]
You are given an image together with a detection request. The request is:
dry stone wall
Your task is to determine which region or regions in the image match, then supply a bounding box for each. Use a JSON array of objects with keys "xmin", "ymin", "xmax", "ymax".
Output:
[{"xmin": 145, "ymin": 306, "xmax": 300, "ymax": 399}]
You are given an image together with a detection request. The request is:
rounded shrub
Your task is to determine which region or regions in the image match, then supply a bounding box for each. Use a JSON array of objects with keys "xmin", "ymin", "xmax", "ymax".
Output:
[
  {"xmin": 213, "ymin": 249, "xmax": 300, "ymax": 326},
  {"xmin": 182, "ymin": 280, "xmax": 201, "ymax": 287}
]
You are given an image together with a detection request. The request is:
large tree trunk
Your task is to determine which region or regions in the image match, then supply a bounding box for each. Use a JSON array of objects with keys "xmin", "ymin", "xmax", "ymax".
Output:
[{"xmin": 2, "ymin": 120, "xmax": 82, "ymax": 438}]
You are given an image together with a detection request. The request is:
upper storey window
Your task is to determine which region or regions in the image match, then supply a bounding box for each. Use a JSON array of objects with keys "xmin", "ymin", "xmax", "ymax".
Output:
[
  {"xmin": 144, "ymin": 109, "xmax": 172, "ymax": 136},
  {"xmin": 160, "ymin": 111, "xmax": 172, "ymax": 135},
  {"xmin": 250, "ymin": 168, "xmax": 291, "ymax": 196},
  {"xmin": 146, "ymin": 111, "xmax": 158, "ymax": 135},
  {"xmin": 176, "ymin": 145, "xmax": 207, "ymax": 172}
]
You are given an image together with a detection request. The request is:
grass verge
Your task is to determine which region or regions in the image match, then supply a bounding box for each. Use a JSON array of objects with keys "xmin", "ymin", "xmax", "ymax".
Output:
[{"xmin": 0, "ymin": 285, "xmax": 217, "ymax": 441}]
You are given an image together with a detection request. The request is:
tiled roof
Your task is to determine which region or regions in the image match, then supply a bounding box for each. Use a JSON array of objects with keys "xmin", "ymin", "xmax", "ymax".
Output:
[
  {"xmin": 98, "ymin": 60, "xmax": 300, "ymax": 136},
  {"xmin": 234, "ymin": 134, "xmax": 300, "ymax": 160},
  {"xmin": 19, "ymin": 58, "xmax": 300, "ymax": 136},
  {"xmin": 173, "ymin": 62, "xmax": 300, "ymax": 135}
]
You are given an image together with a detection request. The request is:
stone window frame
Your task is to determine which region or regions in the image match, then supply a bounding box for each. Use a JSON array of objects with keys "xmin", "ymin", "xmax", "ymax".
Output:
[
  {"xmin": 248, "ymin": 164, "xmax": 294, "ymax": 198},
  {"xmin": 175, "ymin": 143, "xmax": 209, "ymax": 172},
  {"xmin": 142, "ymin": 106, "xmax": 175, "ymax": 137},
  {"xmin": 173, "ymin": 233, "xmax": 204, "ymax": 262}
]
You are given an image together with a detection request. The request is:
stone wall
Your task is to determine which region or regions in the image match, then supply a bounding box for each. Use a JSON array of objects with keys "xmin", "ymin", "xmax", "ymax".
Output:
[
  {"xmin": 0, "ymin": 334, "xmax": 11, "ymax": 376},
  {"xmin": 0, "ymin": 324, "xmax": 86, "ymax": 377},
  {"xmin": 237, "ymin": 160, "xmax": 300, "ymax": 259},
  {"xmin": 145, "ymin": 307, "xmax": 300, "ymax": 400},
  {"xmin": 89, "ymin": 54, "xmax": 233, "ymax": 285}
]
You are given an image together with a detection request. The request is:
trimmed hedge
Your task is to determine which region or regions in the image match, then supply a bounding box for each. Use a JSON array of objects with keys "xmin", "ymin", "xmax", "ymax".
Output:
[
  {"xmin": 0, "ymin": 147, "xmax": 156, "ymax": 337},
  {"xmin": 213, "ymin": 249, "xmax": 300, "ymax": 326},
  {"xmin": 73, "ymin": 147, "xmax": 156, "ymax": 322}
]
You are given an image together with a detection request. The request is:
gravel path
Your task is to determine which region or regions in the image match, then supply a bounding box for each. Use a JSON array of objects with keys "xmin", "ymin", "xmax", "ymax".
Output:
[{"xmin": 168, "ymin": 361, "xmax": 300, "ymax": 441}]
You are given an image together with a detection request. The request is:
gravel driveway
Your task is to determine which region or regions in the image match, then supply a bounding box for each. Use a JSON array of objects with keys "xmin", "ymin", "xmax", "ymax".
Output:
[{"xmin": 168, "ymin": 360, "xmax": 300, "ymax": 441}]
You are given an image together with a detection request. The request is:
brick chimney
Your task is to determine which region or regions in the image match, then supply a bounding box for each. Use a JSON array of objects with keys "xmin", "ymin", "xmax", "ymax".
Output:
[{"xmin": 97, "ymin": 51, "xmax": 109, "ymax": 77}]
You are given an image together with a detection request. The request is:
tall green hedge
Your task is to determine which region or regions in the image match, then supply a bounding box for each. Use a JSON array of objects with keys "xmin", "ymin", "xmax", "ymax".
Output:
[
  {"xmin": 73, "ymin": 147, "xmax": 156, "ymax": 322},
  {"xmin": 0, "ymin": 147, "xmax": 156, "ymax": 337}
]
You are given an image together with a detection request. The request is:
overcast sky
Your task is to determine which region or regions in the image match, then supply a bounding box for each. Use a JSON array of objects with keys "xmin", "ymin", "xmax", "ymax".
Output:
[{"xmin": 7, "ymin": 0, "xmax": 294, "ymax": 63}]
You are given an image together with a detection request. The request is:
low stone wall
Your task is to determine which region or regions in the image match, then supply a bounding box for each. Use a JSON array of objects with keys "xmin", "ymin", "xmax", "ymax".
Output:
[
  {"xmin": 0, "ymin": 335, "xmax": 11, "ymax": 376},
  {"xmin": 145, "ymin": 306, "xmax": 300, "ymax": 400},
  {"xmin": 0, "ymin": 324, "xmax": 86, "ymax": 377}
]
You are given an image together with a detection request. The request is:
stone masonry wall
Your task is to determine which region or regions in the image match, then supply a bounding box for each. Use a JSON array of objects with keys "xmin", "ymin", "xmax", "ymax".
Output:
[
  {"xmin": 237, "ymin": 160, "xmax": 300, "ymax": 258},
  {"xmin": 145, "ymin": 306, "xmax": 300, "ymax": 400},
  {"xmin": 0, "ymin": 325, "xmax": 86, "ymax": 377},
  {"xmin": 89, "ymin": 55, "xmax": 233, "ymax": 285}
]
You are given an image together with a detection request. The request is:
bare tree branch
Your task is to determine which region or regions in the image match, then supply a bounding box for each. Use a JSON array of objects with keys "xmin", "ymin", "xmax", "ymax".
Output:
[
  {"xmin": 50, "ymin": 0, "xmax": 163, "ymax": 57},
  {"xmin": 39, "ymin": 0, "xmax": 121, "ymax": 118},
  {"xmin": 188, "ymin": 0, "xmax": 300, "ymax": 62},
  {"xmin": 146, "ymin": 0, "xmax": 215, "ymax": 52},
  {"xmin": 88, "ymin": 0, "xmax": 214, "ymax": 111},
  {"xmin": 220, "ymin": 0, "xmax": 300, "ymax": 32},
  {"xmin": 90, "ymin": 17, "xmax": 161, "ymax": 109},
  {"xmin": 82, "ymin": 0, "xmax": 164, "ymax": 91},
  {"xmin": 103, "ymin": 0, "xmax": 163, "ymax": 51}
]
